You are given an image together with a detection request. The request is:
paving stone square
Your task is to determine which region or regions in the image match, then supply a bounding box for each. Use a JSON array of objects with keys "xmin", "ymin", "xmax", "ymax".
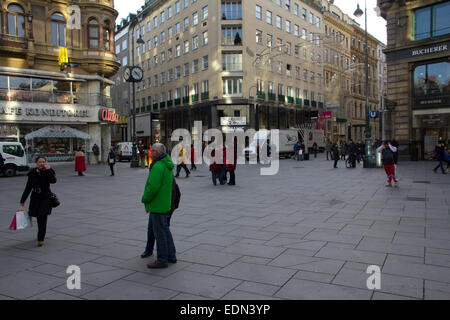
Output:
[{"xmin": 0, "ymin": 157, "xmax": 449, "ymax": 299}]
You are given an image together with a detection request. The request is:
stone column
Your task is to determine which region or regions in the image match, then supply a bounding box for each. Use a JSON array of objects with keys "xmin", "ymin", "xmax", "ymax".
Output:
[
  {"xmin": 101, "ymin": 124, "xmax": 111, "ymax": 163},
  {"xmin": 88, "ymin": 123, "xmax": 101, "ymax": 164}
]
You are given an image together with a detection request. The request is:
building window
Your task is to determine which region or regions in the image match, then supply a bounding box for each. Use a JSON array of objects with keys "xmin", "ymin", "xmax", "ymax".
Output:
[
  {"xmin": 147, "ymin": 21, "xmax": 151, "ymax": 32},
  {"xmin": 168, "ymin": 6, "xmax": 173, "ymax": 19},
  {"xmin": 161, "ymin": 11, "xmax": 166, "ymax": 24},
  {"xmin": 202, "ymin": 80, "xmax": 209, "ymax": 93},
  {"xmin": 256, "ymin": 5, "xmax": 262, "ymax": 20},
  {"xmin": 175, "ymin": 44, "xmax": 181, "ymax": 57},
  {"xmin": 193, "ymin": 12, "xmax": 198, "ymax": 25},
  {"xmin": 175, "ymin": 1, "xmax": 180, "ymax": 14},
  {"xmin": 202, "ymin": 55, "xmax": 209, "ymax": 70},
  {"xmin": 278, "ymin": 83, "xmax": 284, "ymax": 95},
  {"xmin": 294, "ymin": 24, "xmax": 300, "ymax": 37},
  {"xmin": 257, "ymin": 79, "xmax": 264, "ymax": 92},
  {"xmin": 184, "ymin": 0, "xmax": 189, "ymax": 9},
  {"xmin": 103, "ymin": 24, "xmax": 111, "ymax": 51},
  {"xmin": 276, "ymin": 16, "xmax": 282, "ymax": 29},
  {"xmin": 184, "ymin": 17, "xmax": 189, "ymax": 31},
  {"xmin": 202, "ymin": 30, "xmax": 208, "ymax": 45},
  {"xmin": 302, "ymin": 8, "xmax": 307, "ymax": 20},
  {"xmin": 175, "ymin": 66, "xmax": 181, "ymax": 79},
  {"xmin": 154, "ymin": 35, "xmax": 158, "ymax": 47},
  {"xmin": 256, "ymin": 29, "xmax": 263, "ymax": 44},
  {"xmin": 153, "ymin": 16, "xmax": 158, "ymax": 28},
  {"xmin": 184, "ymin": 40, "xmax": 189, "ymax": 53},
  {"xmin": 192, "ymin": 59, "xmax": 199, "ymax": 73},
  {"xmin": 7, "ymin": 4, "xmax": 25, "ymax": 38},
  {"xmin": 286, "ymin": 20, "xmax": 291, "ymax": 33},
  {"xmin": 294, "ymin": 3, "xmax": 299, "ymax": 16},
  {"xmin": 184, "ymin": 63, "xmax": 189, "ymax": 76},
  {"xmin": 222, "ymin": 26, "xmax": 242, "ymax": 45},
  {"xmin": 51, "ymin": 13, "xmax": 66, "ymax": 47},
  {"xmin": 202, "ymin": 6, "xmax": 208, "ymax": 20},
  {"xmin": 414, "ymin": 2, "xmax": 450, "ymax": 40},
  {"xmin": 222, "ymin": 53, "xmax": 242, "ymax": 71},
  {"xmin": 175, "ymin": 22, "xmax": 181, "ymax": 35},
  {"xmin": 88, "ymin": 18, "xmax": 99, "ymax": 49},
  {"xmin": 222, "ymin": 78, "xmax": 243, "ymax": 96},
  {"xmin": 221, "ymin": 1, "xmax": 242, "ymax": 20},
  {"xmin": 310, "ymin": 12, "xmax": 314, "ymax": 24},
  {"xmin": 414, "ymin": 61, "xmax": 450, "ymax": 97},
  {"xmin": 267, "ymin": 34, "xmax": 273, "ymax": 48},
  {"xmin": 192, "ymin": 35, "xmax": 199, "ymax": 50},
  {"xmin": 266, "ymin": 10, "xmax": 272, "ymax": 24}
]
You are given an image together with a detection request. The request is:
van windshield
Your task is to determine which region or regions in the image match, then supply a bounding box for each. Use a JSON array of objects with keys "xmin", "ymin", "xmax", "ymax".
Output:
[{"xmin": 2, "ymin": 145, "xmax": 24, "ymax": 157}]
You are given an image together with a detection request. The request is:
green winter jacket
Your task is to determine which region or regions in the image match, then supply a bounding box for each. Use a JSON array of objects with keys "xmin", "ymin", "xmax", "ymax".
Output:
[{"xmin": 141, "ymin": 154, "xmax": 174, "ymax": 214}]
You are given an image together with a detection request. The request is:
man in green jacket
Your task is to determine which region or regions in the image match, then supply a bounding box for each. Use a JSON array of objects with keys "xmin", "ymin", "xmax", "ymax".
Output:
[{"xmin": 141, "ymin": 143, "xmax": 176, "ymax": 268}]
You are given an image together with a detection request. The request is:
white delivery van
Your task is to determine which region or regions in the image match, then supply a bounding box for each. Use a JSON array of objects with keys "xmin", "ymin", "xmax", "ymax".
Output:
[
  {"xmin": 0, "ymin": 142, "xmax": 29, "ymax": 177},
  {"xmin": 115, "ymin": 142, "xmax": 140, "ymax": 162},
  {"xmin": 299, "ymin": 129, "xmax": 325, "ymax": 152},
  {"xmin": 244, "ymin": 129, "xmax": 299, "ymax": 160}
]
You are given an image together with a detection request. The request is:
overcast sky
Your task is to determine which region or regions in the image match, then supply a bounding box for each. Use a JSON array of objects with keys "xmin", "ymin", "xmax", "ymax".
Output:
[{"xmin": 115, "ymin": 0, "xmax": 387, "ymax": 44}]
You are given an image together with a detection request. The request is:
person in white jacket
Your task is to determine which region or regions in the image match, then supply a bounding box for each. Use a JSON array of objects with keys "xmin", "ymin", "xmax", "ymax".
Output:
[{"xmin": 377, "ymin": 141, "xmax": 398, "ymax": 187}]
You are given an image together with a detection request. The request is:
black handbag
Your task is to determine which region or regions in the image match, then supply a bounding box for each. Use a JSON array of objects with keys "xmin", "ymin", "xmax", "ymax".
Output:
[{"xmin": 48, "ymin": 192, "xmax": 60, "ymax": 208}]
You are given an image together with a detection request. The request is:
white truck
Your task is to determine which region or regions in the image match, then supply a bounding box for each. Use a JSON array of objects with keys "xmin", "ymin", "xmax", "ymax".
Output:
[
  {"xmin": 0, "ymin": 142, "xmax": 29, "ymax": 177},
  {"xmin": 244, "ymin": 129, "xmax": 299, "ymax": 159},
  {"xmin": 298, "ymin": 128, "xmax": 325, "ymax": 152}
]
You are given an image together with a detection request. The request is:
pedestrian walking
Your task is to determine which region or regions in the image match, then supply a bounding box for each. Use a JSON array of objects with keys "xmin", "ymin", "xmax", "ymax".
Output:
[
  {"xmin": 175, "ymin": 146, "xmax": 190, "ymax": 178},
  {"xmin": 331, "ymin": 143, "xmax": 340, "ymax": 168},
  {"xmin": 433, "ymin": 141, "xmax": 447, "ymax": 174},
  {"xmin": 107, "ymin": 148, "xmax": 116, "ymax": 176},
  {"xmin": 226, "ymin": 139, "xmax": 237, "ymax": 185},
  {"xmin": 139, "ymin": 143, "xmax": 146, "ymax": 168},
  {"xmin": 312, "ymin": 142, "xmax": 318, "ymax": 158},
  {"xmin": 92, "ymin": 144, "xmax": 100, "ymax": 164},
  {"xmin": 325, "ymin": 141, "xmax": 332, "ymax": 161},
  {"xmin": 190, "ymin": 144, "xmax": 197, "ymax": 171},
  {"xmin": 340, "ymin": 142, "xmax": 347, "ymax": 160},
  {"xmin": 293, "ymin": 141, "xmax": 300, "ymax": 161},
  {"xmin": 221, "ymin": 146, "xmax": 228, "ymax": 184},
  {"xmin": 75, "ymin": 147, "xmax": 86, "ymax": 176},
  {"xmin": 209, "ymin": 149, "xmax": 223, "ymax": 185},
  {"xmin": 377, "ymin": 140, "xmax": 399, "ymax": 187},
  {"xmin": 141, "ymin": 143, "xmax": 177, "ymax": 268},
  {"xmin": 347, "ymin": 139, "xmax": 357, "ymax": 168},
  {"xmin": 20, "ymin": 156, "xmax": 57, "ymax": 247}
]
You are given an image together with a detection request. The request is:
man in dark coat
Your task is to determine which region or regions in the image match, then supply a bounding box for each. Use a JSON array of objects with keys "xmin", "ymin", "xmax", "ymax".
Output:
[
  {"xmin": 20, "ymin": 156, "xmax": 57, "ymax": 246},
  {"xmin": 108, "ymin": 148, "xmax": 116, "ymax": 176},
  {"xmin": 433, "ymin": 141, "xmax": 447, "ymax": 174},
  {"xmin": 331, "ymin": 143, "xmax": 340, "ymax": 168},
  {"xmin": 347, "ymin": 139, "xmax": 357, "ymax": 168},
  {"xmin": 391, "ymin": 139, "xmax": 399, "ymax": 165}
]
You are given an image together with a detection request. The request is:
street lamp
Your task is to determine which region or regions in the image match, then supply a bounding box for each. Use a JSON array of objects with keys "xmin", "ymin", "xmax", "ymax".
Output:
[
  {"xmin": 354, "ymin": 1, "xmax": 374, "ymax": 168},
  {"xmin": 130, "ymin": 32, "xmax": 145, "ymax": 168}
]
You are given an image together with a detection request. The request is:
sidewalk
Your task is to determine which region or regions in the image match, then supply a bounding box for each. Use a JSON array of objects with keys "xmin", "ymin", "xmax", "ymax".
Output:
[{"xmin": 0, "ymin": 155, "xmax": 449, "ymax": 300}]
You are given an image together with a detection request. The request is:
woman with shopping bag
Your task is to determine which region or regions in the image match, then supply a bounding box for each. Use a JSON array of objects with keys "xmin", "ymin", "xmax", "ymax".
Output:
[{"xmin": 20, "ymin": 156, "xmax": 57, "ymax": 247}]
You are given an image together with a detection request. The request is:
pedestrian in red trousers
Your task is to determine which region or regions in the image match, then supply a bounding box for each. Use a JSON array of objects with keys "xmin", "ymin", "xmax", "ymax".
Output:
[{"xmin": 377, "ymin": 141, "xmax": 398, "ymax": 187}]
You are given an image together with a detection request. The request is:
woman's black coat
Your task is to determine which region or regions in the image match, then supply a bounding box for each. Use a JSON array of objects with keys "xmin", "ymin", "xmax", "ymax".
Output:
[{"xmin": 20, "ymin": 168, "xmax": 57, "ymax": 217}]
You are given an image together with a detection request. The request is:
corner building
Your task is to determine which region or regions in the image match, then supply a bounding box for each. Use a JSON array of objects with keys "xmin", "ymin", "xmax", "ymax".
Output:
[
  {"xmin": 379, "ymin": 0, "xmax": 450, "ymax": 160},
  {"xmin": 0, "ymin": 0, "xmax": 120, "ymax": 163},
  {"xmin": 130, "ymin": 0, "xmax": 325, "ymax": 147}
]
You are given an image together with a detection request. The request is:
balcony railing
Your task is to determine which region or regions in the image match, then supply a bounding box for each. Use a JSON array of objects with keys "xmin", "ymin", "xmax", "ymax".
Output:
[
  {"xmin": 136, "ymin": 107, "xmax": 140, "ymax": 114},
  {"xmin": 153, "ymin": 103, "xmax": 158, "ymax": 110},
  {"xmin": 296, "ymin": 98, "xmax": 302, "ymax": 106},
  {"xmin": 268, "ymin": 93, "xmax": 276, "ymax": 101},
  {"xmin": 312, "ymin": 100, "xmax": 317, "ymax": 107},
  {"xmin": 160, "ymin": 101, "xmax": 166, "ymax": 108},
  {"xmin": 183, "ymin": 97, "xmax": 189, "ymax": 104},
  {"xmin": 167, "ymin": 100, "xmax": 173, "ymax": 107},
  {"xmin": 201, "ymin": 91, "xmax": 209, "ymax": 101},
  {"xmin": 257, "ymin": 91, "xmax": 265, "ymax": 100},
  {"xmin": 146, "ymin": 105, "xmax": 151, "ymax": 112},
  {"xmin": 304, "ymin": 99, "xmax": 310, "ymax": 106},
  {"xmin": 191, "ymin": 94, "xmax": 199, "ymax": 102},
  {"xmin": 175, "ymin": 98, "xmax": 181, "ymax": 106},
  {"xmin": 140, "ymin": 106, "xmax": 145, "ymax": 113},
  {"xmin": 287, "ymin": 96, "xmax": 294, "ymax": 104},
  {"xmin": 318, "ymin": 102, "xmax": 324, "ymax": 108},
  {"xmin": 0, "ymin": 89, "xmax": 112, "ymax": 107},
  {"xmin": 278, "ymin": 95, "xmax": 285, "ymax": 103}
]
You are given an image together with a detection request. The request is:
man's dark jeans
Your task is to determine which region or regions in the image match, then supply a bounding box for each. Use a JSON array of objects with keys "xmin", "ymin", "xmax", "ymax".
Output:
[
  {"xmin": 145, "ymin": 213, "xmax": 155, "ymax": 253},
  {"xmin": 151, "ymin": 213, "xmax": 176, "ymax": 264}
]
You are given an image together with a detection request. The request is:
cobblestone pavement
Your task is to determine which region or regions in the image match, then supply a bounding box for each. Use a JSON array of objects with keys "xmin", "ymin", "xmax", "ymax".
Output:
[{"xmin": 0, "ymin": 155, "xmax": 449, "ymax": 300}]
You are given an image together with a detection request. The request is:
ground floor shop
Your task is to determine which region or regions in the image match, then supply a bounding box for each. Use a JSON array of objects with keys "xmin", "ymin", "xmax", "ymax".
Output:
[{"xmin": 0, "ymin": 102, "xmax": 117, "ymax": 163}]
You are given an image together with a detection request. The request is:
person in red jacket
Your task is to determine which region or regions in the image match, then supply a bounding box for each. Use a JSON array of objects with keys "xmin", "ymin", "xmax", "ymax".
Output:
[
  {"xmin": 190, "ymin": 144, "xmax": 197, "ymax": 171},
  {"xmin": 209, "ymin": 149, "xmax": 223, "ymax": 185},
  {"xmin": 75, "ymin": 147, "xmax": 86, "ymax": 176}
]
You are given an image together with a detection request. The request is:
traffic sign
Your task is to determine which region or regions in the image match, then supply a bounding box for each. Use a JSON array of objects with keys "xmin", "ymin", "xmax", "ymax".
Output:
[{"xmin": 369, "ymin": 110, "xmax": 379, "ymax": 119}]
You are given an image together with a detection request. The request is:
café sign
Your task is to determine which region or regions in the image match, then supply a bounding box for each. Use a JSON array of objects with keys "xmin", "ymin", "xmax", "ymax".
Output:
[
  {"xmin": 99, "ymin": 108, "xmax": 119, "ymax": 123},
  {"xmin": 220, "ymin": 117, "xmax": 247, "ymax": 126}
]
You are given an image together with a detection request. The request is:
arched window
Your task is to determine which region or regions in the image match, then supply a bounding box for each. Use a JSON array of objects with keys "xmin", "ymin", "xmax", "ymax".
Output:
[
  {"xmin": 7, "ymin": 4, "xmax": 25, "ymax": 38},
  {"xmin": 88, "ymin": 18, "xmax": 99, "ymax": 49},
  {"xmin": 51, "ymin": 13, "xmax": 66, "ymax": 46},
  {"xmin": 103, "ymin": 21, "xmax": 111, "ymax": 51}
]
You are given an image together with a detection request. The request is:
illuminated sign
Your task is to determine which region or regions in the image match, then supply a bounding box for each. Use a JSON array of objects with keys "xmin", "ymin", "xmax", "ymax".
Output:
[{"xmin": 99, "ymin": 109, "xmax": 119, "ymax": 123}]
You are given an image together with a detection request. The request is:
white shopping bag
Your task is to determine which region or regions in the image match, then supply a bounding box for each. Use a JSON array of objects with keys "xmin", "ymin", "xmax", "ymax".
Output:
[{"xmin": 15, "ymin": 210, "xmax": 31, "ymax": 230}]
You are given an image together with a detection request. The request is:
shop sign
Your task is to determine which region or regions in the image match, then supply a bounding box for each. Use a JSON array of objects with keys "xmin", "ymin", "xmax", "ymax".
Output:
[
  {"xmin": 99, "ymin": 109, "xmax": 119, "ymax": 123},
  {"xmin": 411, "ymin": 44, "xmax": 448, "ymax": 57},
  {"xmin": 220, "ymin": 117, "xmax": 247, "ymax": 126},
  {"xmin": 0, "ymin": 124, "xmax": 18, "ymax": 137},
  {"xmin": 369, "ymin": 110, "xmax": 379, "ymax": 119},
  {"xmin": 319, "ymin": 111, "xmax": 332, "ymax": 119},
  {"xmin": 326, "ymin": 101, "xmax": 339, "ymax": 109},
  {"xmin": 0, "ymin": 106, "xmax": 89, "ymax": 118},
  {"xmin": 413, "ymin": 95, "xmax": 449, "ymax": 109}
]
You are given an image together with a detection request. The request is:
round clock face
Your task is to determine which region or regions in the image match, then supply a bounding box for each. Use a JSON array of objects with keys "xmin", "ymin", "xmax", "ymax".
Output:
[
  {"xmin": 123, "ymin": 67, "xmax": 132, "ymax": 82},
  {"xmin": 131, "ymin": 66, "xmax": 144, "ymax": 82}
]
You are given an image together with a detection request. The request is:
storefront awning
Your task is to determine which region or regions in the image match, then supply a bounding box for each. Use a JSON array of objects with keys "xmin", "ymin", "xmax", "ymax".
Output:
[{"xmin": 25, "ymin": 125, "xmax": 90, "ymax": 140}]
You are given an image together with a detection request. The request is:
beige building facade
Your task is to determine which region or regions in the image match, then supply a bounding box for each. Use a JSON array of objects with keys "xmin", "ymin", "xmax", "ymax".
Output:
[
  {"xmin": 0, "ymin": 0, "xmax": 120, "ymax": 163},
  {"xmin": 127, "ymin": 0, "xmax": 325, "ymax": 148}
]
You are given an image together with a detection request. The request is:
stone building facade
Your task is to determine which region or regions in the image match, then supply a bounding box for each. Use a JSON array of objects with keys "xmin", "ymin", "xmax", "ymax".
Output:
[
  {"xmin": 0, "ymin": 0, "xmax": 119, "ymax": 163},
  {"xmin": 126, "ymin": 0, "xmax": 325, "ymax": 148},
  {"xmin": 379, "ymin": 0, "xmax": 450, "ymax": 160}
]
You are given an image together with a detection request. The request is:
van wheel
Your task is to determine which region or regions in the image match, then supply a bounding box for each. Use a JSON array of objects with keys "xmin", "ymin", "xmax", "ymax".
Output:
[{"xmin": 4, "ymin": 166, "xmax": 16, "ymax": 177}]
